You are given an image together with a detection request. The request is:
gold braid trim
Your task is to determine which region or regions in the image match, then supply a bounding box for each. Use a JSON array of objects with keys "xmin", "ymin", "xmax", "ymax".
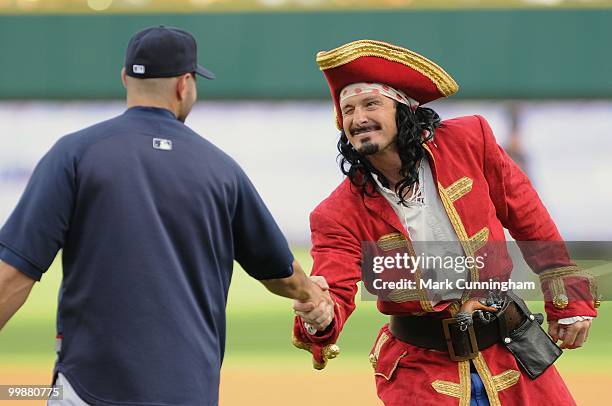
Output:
[
  {"xmin": 377, "ymin": 233, "xmax": 410, "ymax": 251},
  {"xmin": 415, "ymin": 263, "xmax": 435, "ymax": 312},
  {"xmin": 437, "ymin": 181, "xmax": 479, "ymax": 303},
  {"xmin": 448, "ymin": 302, "xmax": 461, "ymax": 316},
  {"xmin": 437, "ymin": 182, "xmax": 471, "ymax": 250},
  {"xmin": 388, "ymin": 289, "xmax": 421, "ymax": 302},
  {"xmin": 377, "ymin": 233, "xmax": 435, "ymax": 311},
  {"xmin": 431, "ymin": 381, "xmax": 461, "ymax": 398},
  {"xmin": 472, "ymin": 353, "xmax": 502, "ymax": 406},
  {"xmin": 430, "ymin": 361, "xmax": 471, "ymax": 405},
  {"xmin": 590, "ymin": 275, "xmax": 602, "ymax": 308},
  {"xmin": 551, "ymin": 278, "xmax": 568, "ymax": 309},
  {"xmin": 539, "ymin": 266, "xmax": 586, "ymax": 282},
  {"xmin": 316, "ymin": 40, "xmax": 459, "ymax": 97},
  {"xmin": 374, "ymin": 351, "xmax": 407, "ymax": 381},
  {"xmin": 469, "ymin": 227, "xmax": 490, "ymax": 254},
  {"xmin": 369, "ymin": 331, "xmax": 390, "ymax": 369},
  {"xmin": 446, "ymin": 177, "xmax": 473, "ymax": 202},
  {"xmin": 458, "ymin": 361, "xmax": 471, "ymax": 406},
  {"xmin": 492, "ymin": 369, "xmax": 521, "ymax": 392},
  {"xmin": 444, "ymin": 367, "xmax": 519, "ymax": 400}
]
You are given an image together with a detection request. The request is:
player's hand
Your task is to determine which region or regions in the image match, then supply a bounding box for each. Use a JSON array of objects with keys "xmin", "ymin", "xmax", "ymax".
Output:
[
  {"xmin": 548, "ymin": 319, "xmax": 592, "ymax": 349},
  {"xmin": 293, "ymin": 276, "xmax": 334, "ymax": 331}
]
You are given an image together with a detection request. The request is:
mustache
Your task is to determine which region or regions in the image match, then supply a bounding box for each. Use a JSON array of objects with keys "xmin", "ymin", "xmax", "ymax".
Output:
[{"xmin": 350, "ymin": 124, "xmax": 381, "ymax": 136}]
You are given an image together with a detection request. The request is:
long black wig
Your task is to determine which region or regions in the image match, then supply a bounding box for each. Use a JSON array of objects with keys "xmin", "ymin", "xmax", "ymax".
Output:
[{"xmin": 337, "ymin": 103, "xmax": 442, "ymax": 205}]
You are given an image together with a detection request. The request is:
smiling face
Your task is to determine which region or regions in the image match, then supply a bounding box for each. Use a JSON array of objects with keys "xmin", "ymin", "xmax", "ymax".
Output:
[{"xmin": 340, "ymin": 92, "xmax": 398, "ymax": 156}]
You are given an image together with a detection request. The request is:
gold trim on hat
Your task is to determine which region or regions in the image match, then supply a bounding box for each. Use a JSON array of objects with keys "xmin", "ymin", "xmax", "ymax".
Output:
[{"xmin": 316, "ymin": 39, "xmax": 459, "ymax": 97}]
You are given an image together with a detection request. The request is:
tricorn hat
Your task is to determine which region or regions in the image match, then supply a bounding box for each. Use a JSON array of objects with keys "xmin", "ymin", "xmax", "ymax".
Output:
[{"xmin": 316, "ymin": 40, "xmax": 458, "ymax": 129}]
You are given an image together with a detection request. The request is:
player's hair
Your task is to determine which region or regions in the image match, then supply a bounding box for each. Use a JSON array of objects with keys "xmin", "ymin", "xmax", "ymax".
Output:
[{"xmin": 337, "ymin": 103, "xmax": 441, "ymax": 205}]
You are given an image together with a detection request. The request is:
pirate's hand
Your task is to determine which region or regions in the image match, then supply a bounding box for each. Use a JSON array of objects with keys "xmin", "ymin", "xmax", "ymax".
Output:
[{"xmin": 548, "ymin": 318, "xmax": 592, "ymax": 349}]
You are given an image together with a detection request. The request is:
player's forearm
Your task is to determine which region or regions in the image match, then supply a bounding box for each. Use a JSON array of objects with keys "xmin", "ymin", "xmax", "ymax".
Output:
[
  {"xmin": 0, "ymin": 260, "xmax": 35, "ymax": 331},
  {"xmin": 260, "ymin": 260, "xmax": 318, "ymax": 301}
]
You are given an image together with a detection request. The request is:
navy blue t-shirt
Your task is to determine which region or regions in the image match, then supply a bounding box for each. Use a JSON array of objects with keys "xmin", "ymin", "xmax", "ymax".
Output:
[{"xmin": 0, "ymin": 106, "xmax": 293, "ymax": 405}]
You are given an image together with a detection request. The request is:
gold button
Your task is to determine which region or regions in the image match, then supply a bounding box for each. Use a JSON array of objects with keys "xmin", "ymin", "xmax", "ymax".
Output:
[
  {"xmin": 594, "ymin": 295, "xmax": 602, "ymax": 308},
  {"xmin": 553, "ymin": 294, "xmax": 569, "ymax": 309}
]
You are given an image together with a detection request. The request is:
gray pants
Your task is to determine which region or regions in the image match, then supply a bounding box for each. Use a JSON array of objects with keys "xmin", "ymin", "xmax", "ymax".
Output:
[{"xmin": 47, "ymin": 373, "xmax": 89, "ymax": 406}]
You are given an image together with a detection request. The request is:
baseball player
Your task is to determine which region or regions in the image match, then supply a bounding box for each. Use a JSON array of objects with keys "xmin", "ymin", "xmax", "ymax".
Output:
[{"xmin": 0, "ymin": 26, "xmax": 331, "ymax": 405}]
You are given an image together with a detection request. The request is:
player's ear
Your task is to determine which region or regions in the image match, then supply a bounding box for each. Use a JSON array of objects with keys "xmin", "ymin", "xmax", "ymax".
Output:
[
  {"xmin": 120, "ymin": 67, "xmax": 128, "ymax": 89},
  {"xmin": 176, "ymin": 73, "xmax": 189, "ymax": 101}
]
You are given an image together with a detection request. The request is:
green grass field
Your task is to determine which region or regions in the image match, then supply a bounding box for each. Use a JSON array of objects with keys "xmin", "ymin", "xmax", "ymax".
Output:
[{"xmin": 1, "ymin": 248, "xmax": 610, "ymax": 375}]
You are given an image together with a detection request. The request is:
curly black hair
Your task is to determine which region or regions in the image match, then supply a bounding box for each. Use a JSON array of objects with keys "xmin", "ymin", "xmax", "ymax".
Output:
[{"xmin": 337, "ymin": 103, "xmax": 441, "ymax": 205}]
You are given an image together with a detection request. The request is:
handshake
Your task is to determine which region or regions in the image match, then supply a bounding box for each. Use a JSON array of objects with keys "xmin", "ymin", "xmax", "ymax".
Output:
[{"xmin": 293, "ymin": 275, "xmax": 335, "ymax": 333}]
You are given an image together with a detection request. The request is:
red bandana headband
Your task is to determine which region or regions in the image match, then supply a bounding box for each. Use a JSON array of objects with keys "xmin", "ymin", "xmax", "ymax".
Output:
[{"xmin": 340, "ymin": 82, "xmax": 420, "ymax": 111}]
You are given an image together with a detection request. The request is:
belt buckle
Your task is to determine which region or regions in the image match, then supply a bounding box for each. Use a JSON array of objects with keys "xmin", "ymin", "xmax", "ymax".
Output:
[{"xmin": 442, "ymin": 318, "xmax": 479, "ymax": 362}]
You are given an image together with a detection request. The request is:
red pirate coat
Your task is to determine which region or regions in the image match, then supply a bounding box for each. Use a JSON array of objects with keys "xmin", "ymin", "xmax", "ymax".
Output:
[{"xmin": 292, "ymin": 115, "xmax": 598, "ymax": 406}]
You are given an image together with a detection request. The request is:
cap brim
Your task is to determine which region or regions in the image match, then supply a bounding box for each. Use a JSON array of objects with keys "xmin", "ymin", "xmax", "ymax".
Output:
[{"xmin": 195, "ymin": 64, "xmax": 215, "ymax": 80}]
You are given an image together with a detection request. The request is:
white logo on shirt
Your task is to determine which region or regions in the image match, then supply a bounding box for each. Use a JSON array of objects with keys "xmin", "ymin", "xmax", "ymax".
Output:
[{"xmin": 153, "ymin": 138, "xmax": 173, "ymax": 151}]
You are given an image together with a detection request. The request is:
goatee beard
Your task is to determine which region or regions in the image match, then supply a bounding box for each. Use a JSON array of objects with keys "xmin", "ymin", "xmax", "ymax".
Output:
[{"xmin": 358, "ymin": 142, "xmax": 379, "ymax": 156}]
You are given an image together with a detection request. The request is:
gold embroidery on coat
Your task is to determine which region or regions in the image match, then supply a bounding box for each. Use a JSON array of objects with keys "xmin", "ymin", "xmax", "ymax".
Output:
[
  {"xmin": 437, "ymin": 182, "xmax": 480, "ymax": 302},
  {"xmin": 374, "ymin": 351, "xmax": 407, "ymax": 381},
  {"xmin": 430, "ymin": 361, "xmax": 471, "ymax": 405},
  {"xmin": 388, "ymin": 289, "xmax": 421, "ymax": 302},
  {"xmin": 369, "ymin": 331, "xmax": 390, "ymax": 369},
  {"xmin": 376, "ymin": 233, "xmax": 435, "ymax": 312},
  {"xmin": 431, "ymin": 381, "xmax": 461, "ymax": 397},
  {"xmin": 472, "ymin": 353, "xmax": 502, "ymax": 406},
  {"xmin": 469, "ymin": 227, "xmax": 490, "ymax": 254},
  {"xmin": 377, "ymin": 233, "xmax": 409, "ymax": 251},
  {"xmin": 551, "ymin": 278, "xmax": 569, "ymax": 309},
  {"xmin": 446, "ymin": 177, "xmax": 473, "ymax": 202},
  {"xmin": 539, "ymin": 266, "xmax": 583, "ymax": 280},
  {"xmin": 538, "ymin": 266, "xmax": 598, "ymax": 309},
  {"xmin": 492, "ymin": 369, "xmax": 521, "ymax": 391}
]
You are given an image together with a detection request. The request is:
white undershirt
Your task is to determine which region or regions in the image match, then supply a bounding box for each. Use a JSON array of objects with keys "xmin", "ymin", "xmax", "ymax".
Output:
[{"xmin": 372, "ymin": 158, "xmax": 465, "ymax": 305}]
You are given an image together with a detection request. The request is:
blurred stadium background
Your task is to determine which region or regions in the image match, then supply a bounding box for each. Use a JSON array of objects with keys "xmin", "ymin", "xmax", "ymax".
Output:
[{"xmin": 0, "ymin": 1, "xmax": 611, "ymax": 405}]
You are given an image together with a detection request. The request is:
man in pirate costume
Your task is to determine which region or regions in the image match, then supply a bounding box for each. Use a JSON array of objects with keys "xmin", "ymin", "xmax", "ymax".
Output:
[{"xmin": 291, "ymin": 40, "xmax": 599, "ymax": 405}]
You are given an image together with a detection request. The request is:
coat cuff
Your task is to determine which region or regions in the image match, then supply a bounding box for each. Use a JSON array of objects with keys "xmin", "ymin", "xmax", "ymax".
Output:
[
  {"xmin": 539, "ymin": 265, "xmax": 599, "ymax": 321},
  {"xmin": 292, "ymin": 299, "xmax": 343, "ymax": 370},
  {"xmin": 292, "ymin": 322, "xmax": 340, "ymax": 370}
]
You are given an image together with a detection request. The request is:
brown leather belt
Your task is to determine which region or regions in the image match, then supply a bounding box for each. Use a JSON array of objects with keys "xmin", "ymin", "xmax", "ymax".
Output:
[{"xmin": 389, "ymin": 301, "xmax": 526, "ymax": 361}]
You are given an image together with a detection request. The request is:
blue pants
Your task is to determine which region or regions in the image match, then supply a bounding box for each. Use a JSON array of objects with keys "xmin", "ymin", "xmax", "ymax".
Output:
[{"xmin": 470, "ymin": 372, "xmax": 491, "ymax": 406}]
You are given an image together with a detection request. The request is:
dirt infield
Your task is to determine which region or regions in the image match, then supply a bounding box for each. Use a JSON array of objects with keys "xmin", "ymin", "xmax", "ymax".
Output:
[
  {"xmin": 220, "ymin": 368, "xmax": 608, "ymax": 406},
  {"xmin": 0, "ymin": 366, "xmax": 607, "ymax": 405}
]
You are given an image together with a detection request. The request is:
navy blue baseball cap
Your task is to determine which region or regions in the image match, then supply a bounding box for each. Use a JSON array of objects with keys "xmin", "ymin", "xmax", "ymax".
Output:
[{"xmin": 125, "ymin": 25, "xmax": 215, "ymax": 80}]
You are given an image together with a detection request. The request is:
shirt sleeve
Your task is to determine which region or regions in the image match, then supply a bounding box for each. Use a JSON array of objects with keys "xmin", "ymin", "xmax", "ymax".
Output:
[
  {"xmin": 231, "ymin": 167, "xmax": 293, "ymax": 280},
  {"xmin": 557, "ymin": 316, "xmax": 593, "ymax": 325},
  {"xmin": 0, "ymin": 138, "xmax": 77, "ymax": 281}
]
